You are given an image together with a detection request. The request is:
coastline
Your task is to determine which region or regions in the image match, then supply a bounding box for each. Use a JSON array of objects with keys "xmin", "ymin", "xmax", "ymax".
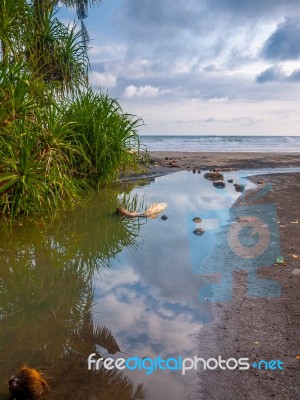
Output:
[
  {"xmin": 132, "ymin": 151, "xmax": 300, "ymax": 399},
  {"xmin": 148, "ymin": 150, "xmax": 300, "ymax": 170},
  {"xmin": 122, "ymin": 151, "xmax": 300, "ymax": 182}
]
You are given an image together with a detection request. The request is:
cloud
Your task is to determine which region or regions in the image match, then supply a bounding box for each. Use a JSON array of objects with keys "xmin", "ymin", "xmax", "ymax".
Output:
[
  {"xmin": 175, "ymin": 116, "xmax": 262, "ymax": 126},
  {"xmin": 117, "ymin": 0, "xmax": 201, "ymax": 40},
  {"xmin": 123, "ymin": 85, "xmax": 160, "ymax": 98},
  {"xmin": 208, "ymin": 96, "xmax": 229, "ymax": 103},
  {"xmin": 290, "ymin": 68, "xmax": 300, "ymax": 81},
  {"xmin": 56, "ymin": 0, "xmax": 300, "ymax": 134},
  {"xmin": 256, "ymin": 65, "xmax": 300, "ymax": 83},
  {"xmin": 115, "ymin": 0, "xmax": 265, "ymax": 71},
  {"xmin": 208, "ymin": 0, "xmax": 300, "ymax": 18},
  {"xmin": 89, "ymin": 71, "xmax": 117, "ymax": 88},
  {"xmin": 256, "ymin": 66, "xmax": 285, "ymax": 83},
  {"xmin": 88, "ymin": 44, "xmax": 127, "ymax": 60},
  {"xmin": 262, "ymin": 17, "xmax": 300, "ymax": 60}
]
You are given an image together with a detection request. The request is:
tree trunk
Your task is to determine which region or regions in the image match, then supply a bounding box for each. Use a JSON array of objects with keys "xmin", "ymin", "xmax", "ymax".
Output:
[{"xmin": 0, "ymin": 40, "xmax": 7, "ymax": 64}]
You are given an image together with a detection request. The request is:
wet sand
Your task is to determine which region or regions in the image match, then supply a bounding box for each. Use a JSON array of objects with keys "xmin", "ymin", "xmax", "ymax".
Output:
[
  {"xmin": 148, "ymin": 151, "xmax": 300, "ymax": 173},
  {"xmin": 133, "ymin": 152, "xmax": 300, "ymax": 399},
  {"xmin": 196, "ymin": 172, "xmax": 300, "ymax": 400}
]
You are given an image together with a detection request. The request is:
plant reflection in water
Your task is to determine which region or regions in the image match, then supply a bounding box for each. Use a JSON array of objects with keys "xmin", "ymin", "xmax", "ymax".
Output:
[{"xmin": 0, "ymin": 183, "xmax": 147, "ymax": 399}]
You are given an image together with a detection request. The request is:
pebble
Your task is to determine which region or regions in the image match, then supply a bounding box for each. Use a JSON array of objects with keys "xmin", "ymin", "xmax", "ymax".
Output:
[
  {"xmin": 193, "ymin": 228, "xmax": 205, "ymax": 236},
  {"xmin": 213, "ymin": 181, "xmax": 226, "ymax": 189},
  {"xmin": 193, "ymin": 217, "xmax": 202, "ymax": 223}
]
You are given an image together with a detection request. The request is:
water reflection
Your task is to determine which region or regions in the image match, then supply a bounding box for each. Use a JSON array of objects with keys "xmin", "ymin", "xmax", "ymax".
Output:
[
  {"xmin": 92, "ymin": 171, "xmax": 252, "ymax": 400},
  {"xmin": 0, "ymin": 184, "xmax": 146, "ymax": 399},
  {"xmin": 0, "ymin": 171, "xmax": 257, "ymax": 400}
]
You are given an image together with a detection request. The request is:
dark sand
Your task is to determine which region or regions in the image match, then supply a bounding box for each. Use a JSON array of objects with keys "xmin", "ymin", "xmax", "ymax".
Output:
[
  {"xmin": 196, "ymin": 172, "xmax": 300, "ymax": 400},
  {"xmin": 148, "ymin": 151, "xmax": 300, "ymax": 174},
  {"xmin": 131, "ymin": 152, "xmax": 300, "ymax": 399}
]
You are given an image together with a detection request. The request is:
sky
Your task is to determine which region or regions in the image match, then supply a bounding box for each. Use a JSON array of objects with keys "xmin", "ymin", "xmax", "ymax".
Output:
[{"xmin": 59, "ymin": 0, "xmax": 300, "ymax": 136}]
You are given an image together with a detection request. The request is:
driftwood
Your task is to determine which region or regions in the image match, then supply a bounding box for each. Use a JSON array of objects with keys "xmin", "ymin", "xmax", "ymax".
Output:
[{"xmin": 116, "ymin": 203, "xmax": 167, "ymax": 218}]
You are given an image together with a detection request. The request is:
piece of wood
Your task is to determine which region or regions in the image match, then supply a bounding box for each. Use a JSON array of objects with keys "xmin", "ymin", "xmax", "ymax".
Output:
[
  {"xmin": 116, "ymin": 207, "xmax": 141, "ymax": 217},
  {"xmin": 116, "ymin": 203, "xmax": 167, "ymax": 218}
]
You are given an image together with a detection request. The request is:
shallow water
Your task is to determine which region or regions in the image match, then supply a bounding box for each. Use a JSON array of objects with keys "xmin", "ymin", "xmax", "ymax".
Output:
[{"xmin": 0, "ymin": 168, "xmax": 297, "ymax": 399}]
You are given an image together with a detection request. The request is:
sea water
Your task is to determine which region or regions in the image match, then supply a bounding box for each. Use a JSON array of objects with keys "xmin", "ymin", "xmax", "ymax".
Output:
[{"xmin": 140, "ymin": 135, "xmax": 300, "ymax": 152}]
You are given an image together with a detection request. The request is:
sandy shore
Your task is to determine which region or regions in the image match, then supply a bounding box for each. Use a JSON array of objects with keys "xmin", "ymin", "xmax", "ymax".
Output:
[
  {"xmin": 132, "ymin": 152, "xmax": 300, "ymax": 399},
  {"xmin": 196, "ymin": 172, "xmax": 300, "ymax": 400},
  {"xmin": 122, "ymin": 151, "xmax": 300, "ymax": 181},
  {"xmin": 148, "ymin": 151, "xmax": 300, "ymax": 172}
]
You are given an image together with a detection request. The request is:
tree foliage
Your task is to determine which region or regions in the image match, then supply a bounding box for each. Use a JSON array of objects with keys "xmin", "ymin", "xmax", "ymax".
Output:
[{"xmin": 0, "ymin": 0, "xmax": 142, "ymax": 226}]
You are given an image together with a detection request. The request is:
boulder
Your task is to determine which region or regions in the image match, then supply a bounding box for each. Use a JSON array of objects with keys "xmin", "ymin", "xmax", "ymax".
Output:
[
  {"xmin": 204, "ymin": 172, "xmax": 224, "ymax": 181},
  {"xmin": 233, "ymin": 184, "xmax": 245, "ymax": 192},
  {"xmin": 193, "ymin": 228, "xmax": 205, "ymax": 236},
  {"xmin": 213, "ymin": 181, "xmax": 226, "ymax": 189},
  {"xmin": 193, "ymin": 217, "xmax": 202, "ymax": 223}
]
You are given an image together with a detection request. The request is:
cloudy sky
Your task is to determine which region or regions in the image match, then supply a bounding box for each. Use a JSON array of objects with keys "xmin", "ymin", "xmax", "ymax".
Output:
[{"xmin": 60, "ymin": 0, "xmax": 300, "ymax": 135}]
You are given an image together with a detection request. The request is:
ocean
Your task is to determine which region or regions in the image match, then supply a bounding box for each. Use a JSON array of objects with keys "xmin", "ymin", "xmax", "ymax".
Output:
[{"xmin": 140, "ymin": 135, "xmax": 300, "ymax": 152}]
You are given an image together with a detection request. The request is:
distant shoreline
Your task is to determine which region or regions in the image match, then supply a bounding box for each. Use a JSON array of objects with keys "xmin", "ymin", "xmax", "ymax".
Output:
[
  {"xmin": 123, "ymin": 151, "xmax": 300, "ymax": 182},
  {"xmin": 121, "ymin": 151, "xmax": 300, "ymax": 185},
  {"xmin": 148, "ymin": 151, "xmax": 300, "ymax": 169}
]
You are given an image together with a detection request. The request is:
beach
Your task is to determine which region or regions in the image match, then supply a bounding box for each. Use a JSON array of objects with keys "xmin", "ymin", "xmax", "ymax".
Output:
[
  {"xmin": 147, "ymin": 151, "xmax": 300, "ymax": 173},
  {"xmin": 0, "ymin": 149, "xmax": 299, "ymax": 400},
  {"xmin": 141, "ymin": 151, "xmax": 300, "ymax": 399},
  {"xmin": 196, "ymin": 172, "xmax": 300, "ymax": 400}
]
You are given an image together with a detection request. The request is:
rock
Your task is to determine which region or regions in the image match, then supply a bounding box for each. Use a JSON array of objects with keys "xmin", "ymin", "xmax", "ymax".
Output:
[
  {"xmin": 227, "ymin": 179, "xmax": 233, "ymax": 183},
  {"xmin": 165, "ymin": 157, "xmax": 169, "ymax": 160},
  {"xmin": 204, "ymin": 172, "xmax": 224, "ymax": 181},
  {"xmin": 187, "ymin": 166, "xmax": 190, "ymax": 169},
  {"xmin": 213, "ymin": 181, "xmax": 226, "ymax": 189},
  {"xmin": 197, "ymin": 169, "xmax": 201, "ymax": 174},
  {"xmin": 236, "ymin": 217, "xmax": 255, "ymax": 222},
  {"xmin": 192, "ymin": 169, "xmax": 196, "ymax": 173},
  {"xmin": 193, "ymin": 217, "xmax": 202, "ymax": 223},
  {"xmin": 161, "ymin": 215, "xmax": 168, "ymax": 220},
  {"xmin": 257, "ymin": 180, "xmax": 264, "ymax": 184},
  {"xmin": 234, "ymin": 183, "xmax": 245, "ymax": 192},
  {"xmin": 193, "ymin": 228, "xmax": 205, "ymax": 236}
]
